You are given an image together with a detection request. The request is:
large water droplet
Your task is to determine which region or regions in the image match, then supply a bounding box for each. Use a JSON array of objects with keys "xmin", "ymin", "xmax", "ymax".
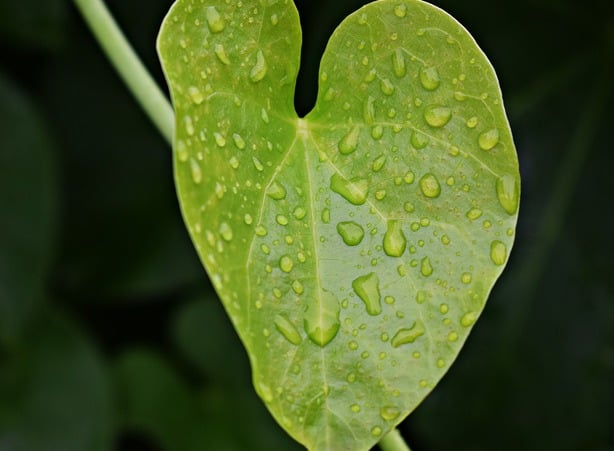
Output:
[
  {"xmin": 411, "ymin": 130, "xmax": 429, "ymax": 149},
  {"xmin": 383, "ymin": 220, "xmax": 407, "ymax": 257},
  {"xmin": 304, "ymin": 289, "xmax": 340, "ymax": 347},
  {"xmin": 214, "ymin": 43, "xmax": 230, "ymax": 65},
  {"xmin": 460, "ymin": 311, "xmax": 477, "ymax": 327},
  {"xmin": 496, "ymin": 174, "xmax": 519, "ymax": 215},
  {"xmin": 391, "ymin": 320, "xmax": 425, "ymax": 347},
  {"xmin": 279, "ymin": 255, "xmax": 294, "ymax": 273},
  {"xmin": 380, "ymin": 406, "xmax": 401, "ymax": 421},
  {"xmin": 478, "ymin": 128, "xmax": 500, "ymax": 150},
  {"xmin": 274, "ymin": 314, "xmax": 302, "ymax": 345},
  {"xmin": 352, "ymin": 272, "xmax": 381, "ymax": 316},
  {"xmin": 266, "ymin": 181, "xmax": 287, "ymax": 200},
  {"xmin": 392, "ymin": 48, "xmax": 406, "ymax": 77},
  {"xmin": 420, "ymin": 173, "xmax": 441, "ymax": 198},
  {"xmin": 337, "ymin": 221, "xmax": 365, "ymax": 246},
  {"xmin": 338, "ymin": 126, "xmax": 360, "ymax": 155},
  {"xmin": 420, "ymin": 256, "xmax": 433, "ymax": 276},
  {"xmin": 424, "ymin": 105, "xmax": 452, "ymax": 128},
  {"xmin": 249, "ymin": 50, "xmax": 267, "ymax": 83},
  {"xmin": 206, "ymin": 6, "xmax": 225, "ymax": 33},
  {"xmin": 490, "ymin": 240, "xmax": 507, "ymax": 266},
  {"xmin": 330, "ymin": 173, "xmax": 368, "ymax": 205},
  {"xmin": 420, "ymin": 66, "xmax": 440, "ymax": 91}
]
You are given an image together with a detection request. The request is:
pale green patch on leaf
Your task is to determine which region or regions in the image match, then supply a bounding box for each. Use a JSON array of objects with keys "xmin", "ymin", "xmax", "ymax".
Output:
[{"xmin": 158, "ymin": 0, "xmax": 520, "ymax": 449}]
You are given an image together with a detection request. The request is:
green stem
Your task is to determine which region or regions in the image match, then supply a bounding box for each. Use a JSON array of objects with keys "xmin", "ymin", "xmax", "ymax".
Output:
[
  {"xmin": 72, "ymin": 0, "xmax": 174, "ymax": 144},
  {"xmin": 379, "ymin": 428, "xmax": 412, "ymax": 451}
]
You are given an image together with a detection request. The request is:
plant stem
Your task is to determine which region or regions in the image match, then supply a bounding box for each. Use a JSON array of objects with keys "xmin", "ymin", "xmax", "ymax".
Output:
[
  {"xmin": 72, "ymin": 0, "xmax": 174, "ymax": 144},
  {"xmin": 379, "ymin": 428, "xmax": 412, "ymax": 451}
]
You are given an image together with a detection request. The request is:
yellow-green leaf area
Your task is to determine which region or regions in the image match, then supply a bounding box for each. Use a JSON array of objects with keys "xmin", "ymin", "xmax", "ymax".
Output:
[{"xmin": 158, "ymin": 0, "xmax": 520, "ymax": 450}]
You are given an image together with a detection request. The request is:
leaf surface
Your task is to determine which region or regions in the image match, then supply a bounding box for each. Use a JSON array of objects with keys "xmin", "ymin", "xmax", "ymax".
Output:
[{"xmin": 158, "ymin": 0, "xmax": 519, "ymax": 449}]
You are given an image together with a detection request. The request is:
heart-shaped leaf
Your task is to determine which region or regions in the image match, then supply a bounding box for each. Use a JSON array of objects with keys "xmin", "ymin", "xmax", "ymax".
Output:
[{"xmin": 158, "ymin": 0, "xmax": 519, "ymax": 449}]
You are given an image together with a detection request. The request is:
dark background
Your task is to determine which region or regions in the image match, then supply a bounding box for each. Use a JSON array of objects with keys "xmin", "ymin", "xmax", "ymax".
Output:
[{"xmin": 1, "ymin": 0, "xmax": 613, "ymax": 450}]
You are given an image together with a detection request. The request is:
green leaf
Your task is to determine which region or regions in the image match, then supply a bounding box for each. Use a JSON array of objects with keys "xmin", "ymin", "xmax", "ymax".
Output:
[{"xmin": 158, "ymin": 0, "xmax": 520, "ymax": 449}]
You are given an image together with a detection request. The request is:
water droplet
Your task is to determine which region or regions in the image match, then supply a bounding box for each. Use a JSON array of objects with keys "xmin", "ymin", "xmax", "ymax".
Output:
[
  {"xmin": 424, "ymin": 105, "xmax": 452, "ymax": 128},
  {"xmin": 383, "ymin": 220, "xmax": 407, "ymax": 257},
  {"xmin": 187, "ymin": 86, "xmax": 204, "ymax": 105},
  {"xmin": 348, "ymin": 340, "xmax": 359, "ymax": 350},
  {"xmin": 420, "ymin": 66, "xmax": 440, "ymax": 91},
  {"xmin": 255, "ymin": 225, "xmax": 267, "ymax": 236},
  {"xmin": 189, "ymin": 158, "xmax": 202, "ymax": 184},
  {"xmin": 330, "ymin": 173, "xmax": 368, "ymax": 205},
  {"xmin": 372, "ymin": 154, "xmax": 386, "ymax": 172},
  {"xmin": 266, "ymin": 181, "xmax": 286, "ymax": 200},
  {"xmin": 380, "ymin": 78, "xmax": 395, "ymax": 95},
  {"xmin": 411, "ymin": 130, "xmax": 429, "ymax": 149},
  {"xmin": 176, "ymin": 140, "xmax": 188, "ymax": 162},
  {"xmin": 380, "ymin": 406, "xmax": 400, "ymax": 421},
  {"xmin": 244, "ymin": 213, "xmax": 253, "ymax": 225},
  {"xmin": 496, "ymin": 174, "xmax": 519, "ymax": 215},
  {"xmin": 304, "ymin": 289, "xmax": 340, "ymax": 347},
  {"xmin": 249, "ymin": 50, "xmax": 267, "ymax": 83},
  {"xmin": 337, "ymin": 221, "xmax": 364, "ymax": 246},
  {"xmin": 490, "ymin": 240, "xmax": 507, "ymax": 266},
  {"xmin": 466, "ymin": 208, "xmax": 482, "ymax": 220},
  {"xmin": 392, "ymin": 48, "xmax": 406, "ymax": 77},
  {"xmin": 448, "ymin": 331, "xmax": 459, "ymax": 342},
  {"xmin": 466, "ymin": 116, "xmax": 478, "ymax": 128},
  {"xmin": 229, "ymin": 156, "xmax": 239, "ymax": 169},
  {"xmin": 394, "ymin": 4, "xmax": 407, "ymax": 17},
  {"xmin": 321, "ymin": 208, "xmax": 330, "ymax": 224},
  {"xmin": 371, "ymin": 125, "xmax": 384, "ymax": 140},
  {"xmin": 219, "ymin": 222, "xmax": 233, "ymax": 241},
  {"xmin": 274, "ymin": 315, "xmax": 302, "ymax": 345},
  {"xmin": 420, "ymin": 256, "xmax": 433, "ymax": 277},
  {"xmin": 231, "ymin": 133, "xmax": 245, "ymax": 150},
  {"xmin": 252, "ymin": 156, "xmax": 264, "ymax": 171},
  {"xmin": 276, "ymin": 214, "xmax": 289, "ymax": 226},
  {"xmin": 270, "ymin": 13, "xmax": 278, "ymax": 25},
  {"xmin": 279, "ymin": 255, "xmax": 294, "ymax": 273},
  {"xmin": 437, "ymin": 358, "xmax": 445, "ymax": 368},
  {"xmin": 257, "ymin": 382, "xmax": 274, "ymax": 403},
  {"xmin": 260, "ymin": 108, "xmax": 270, "ymax": 123},
  {"xmin": 420, "ymin": 173, "xmax": 441, "ymax": 198},
  {"xmin": 440, "ymin": 303, "xmax": 449, "ymax": 314},
  {"xmin": 363, "ymin": 96, "xmax": 375, "ymax": 123},
  {"xmin": 206, "ymin": 6, "xmax": 225, "ymax": 33},
  {"xmin": 391, "ymin": 320, "xmax": 425, "ymax": 347},
  {"xmin": 184, "ymin": 116, "xmax": 195, "ymax": 136},
  {"xmin": 460, "ymin": 311, "xmax": 477, "ymax": 327},
  {"xmin": 338, "ymin": 126, "xmax": 360, "ymax": 154},
  {"xmin": 213, "ymin": 132, "xmax": 226, "ymax": 147},
  {"xmin": 371, "ymin": 426, "xmax": 383, "ymax": 437},
  {"xmin": 478, "ymin": 128, "xmax": 500, "ymax": 150},
  {"xmin": 351, "ymin": 404, "xmax": 361, "ymax": 413},
  {"xmin": 352, "ymin": 272, "xmax": 381, "ymax": 315},
  {"xmin": 214, "ymin": 43, "xmax": 230, "ymax": 65},
  {"xmin": 292, "ymin": 280, "xmax": 304, "ymax": 295},
  {"xmin": 293, "ymin": 207, "xmax": 306, "ymax": 220},
  {"xmin": 415, "ymin": 290, "xmax": 427, "ymax": 304},
  {"xmin": 461, "ymin": 272, "xmax": 472, "ymax": 284}
]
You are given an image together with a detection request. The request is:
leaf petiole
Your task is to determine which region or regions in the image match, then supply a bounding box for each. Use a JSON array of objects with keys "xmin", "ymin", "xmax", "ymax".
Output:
[{"xmin": 379, "ymin": 428, "xmax": 412, "ymax": 451}]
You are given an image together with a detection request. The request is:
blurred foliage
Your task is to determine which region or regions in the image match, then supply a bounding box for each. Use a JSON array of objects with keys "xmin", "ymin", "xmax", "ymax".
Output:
[{"xmin": 0, "ymin": 0, "xmax": 612, "ymax": 450}]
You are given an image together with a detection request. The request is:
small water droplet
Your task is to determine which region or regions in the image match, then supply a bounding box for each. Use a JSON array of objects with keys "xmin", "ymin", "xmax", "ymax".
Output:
[
  {"xmin": 371, "ymin": 125, "xmax": 384, "ymax": 140},
  {"xmin": 213, "ymin": 132, "xmax": 226, "ymax": 147},
  {"xmin": 391, "ymin": 320, "xmax": 425, "ymax": 347},
  {"xmin": 229, "ymin": 156, "xmax": 239, "ymax": 169},
  {"xmin": 383, "ymin": 220, "xmax": 407, "ymax": 257},
  {"xmin": 380, "ymin": 406, "xmax": 400, "ymax": 421},
  {"xmin": 420, "ymin": 256, "xmax": 433, "ymax": 277},
  {"xmin": 440, "ymin": 303, "xmax": 449, "ymax": 314},
  {"xmin": 460, "ymin": 311, "xmax": 477, "ymax": 327},
  {"xmin": 392, "ymin": 48, "xmax": 406, "ymax": 77},
  {"xmin": 461, "ymin": 272, "xmax": 472, "ymax": 284},
  {"xmin": 219, "ymin": 222, "xmax": 233, "ymax": 241},
  {"xmin": 351, "ymin": 404, "xmax": 361, "ymax": 413},
  {"xmin": 176, "ymin": 140, "xmax": 188, "ymax": 162},
  {"xmin": 490, "ymin": 240, "xmax": 507, "ymax": 266},
  {"xmin": 249, "ymin": 50, "xmax": 267, "ymax": 82},
  {"xmin": 244, "ymin": 213, "xmax": 253, "ymax": 225},
  {"xmin": 466, "ymin": 116, "xmax": 478, "ymax": 128},
  {"xmin": 420, "ymin": 173, "xmax": 441, "ymax": 198},
  {"xmin": 380, "ymin": 78, "xmax": 395, "ymax": 95},
  {"xmin": 437, "ymin": 358, "xmax": 445, "ymax": 368},
  {"xmin": 252, "ymin": 156, "xmax": 264, "ymax": 172},
  {"xmin": 496, "ymin": 174, "xmax": 519, "ymax": 215},
  {"xmin": 411, "ymin": 130, "xmax": 429, "ymax": 149},
  {"xmin": 321, "ymin": 208, "xmax": 330, "ymax": 224},
  {"xmin": 394, "ymin": 4, "xmax": 407, "ymax": 17},
  {"xmin": 336, "ymin": 221, "xmax": 364, "ymax": 246},
  {"xmin": 255, "ymin": 225, "xmax": 267, "ymax": 236},
  {"xmin": 270, "ymin": 13, "xmax": 279, "ymax": 25},
  {"xmin": 478, "ymin": 128, "xmax": 500, "ymax": 150},
  {"xmin": 214, "ymin": 43, "xmax": 230, "ymax": 65},
  {"xmin": 338, "ymin": 126, "xmax": 360, "ymax": 154},
  {"xmin": 293, "ymin": 207, "xmax": 306, "ymax": 220},
  {"xmin": 292, "ymin": 280, "xmax": 304, "ymax": 295},
  {"xmin": 187, "ymin": 86, "xmax": 204, "ymax": 105},
  {"xmin": 466, "ymin": 208, "xmax": 482, "ymax": 220},
  {"xmin": 371, "ymin": 426, "xmax": 383, "ymax": 437},
  {"xmin": 448, "ymin": 331, "xmax": 459, "ymax": 342},
  {"xmin": 372, "ymin": 155, "xmax": 387, "ymax": 173},
  {"xmin": 420, "ymin": 66, "xmax": 441, "ymax": 91},
  {"xmin": 352, "ymin": 272, "xmax": 381, "ymax": 316},
  {"xmin": 206, "ymin": 6, "xmax": 225, "ymax": 33},
  {"xmin": 266, "ymin": 181, "xmax": 287, "ymax": 200},
  {"xmin": 415, "ymin": 290, "xmax": 427, "ymax": 304},
  {"xmin": 424, "ymin": 105, "xmax": 452, "ymax": 128},
  {"xmin": 274, "ymin": 315, "xmax": 302, "ymax": 345},
  {"xmin": 189, "ymin": 158, "xmax": 202, "ymax": 184},
  {"xmin": 276, "ymin": 214, "xmax": 289, "ymax": 226},
  {"xmin": 304, "ymin": 289, "xmax": 340, "ymax": 347},
  {"xmin": 330, "ymin": 173, "xmax": 368, "ymax": 205},
  {"xmin": 279, "ymin": 255, "xmax": 294, "ymax": 273},
  {"xmin": 363, "ymin": 96, "xmax": 375, "ymax": 123},
  {"xmin": 231, "ymin": 133, "xmax": 245, "ymax": 150},
  {"xmin": 184, "ymin": 116, "xmax": 195, "ymax": 136}
]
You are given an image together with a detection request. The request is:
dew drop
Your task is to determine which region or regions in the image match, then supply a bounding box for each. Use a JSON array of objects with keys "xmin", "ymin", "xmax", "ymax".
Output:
[
  {"xmin": 219, "ymin": 222, "xmax": 233, "ymax": 241},
  {"xmin": 380, "ymin": 78, "xmax": 395, "ymax": 95},
  {"xmin": 292, "ymin": 280, "xmax": 304, "ymax": 295},
  {"xmin": 187, "ymin": 86, "xmax": 204, "ymax": 105},
  {"xmin": 448, "ymin": 331, "xmax": 459, "ymax": 342},
  {"xmin": 229, "ymin": 156, "xmax": 239, "ymax": 169},
  {"xmin": 461, "ymin": 272, "xmax": 472, "ymax": 284},
  {"xmin": 274, "ymin": 315, "xmax": 302, "ymax": 345},
  {"xmin": 440, "ymin": 303, "xmax": 449, "ymax": 314},
  {"xmin": 392, "ymin": 48, "xmax": 406, "ymax": 77},
  {"xmin": 330, "ymin": 173, "xmax": 368, "ymax": 205},
  {"xmin": 206, "ymin": 6, "xmax": 225, "ymax": 33},
  {"xmin": 383, "ymin": 220, "xmax": 407, "ymax": 257},
  {"xmin": 490, "ymin": 240, "xmax": 507, "ymax": 266},
  {"xmin": 304, "ymin": 289, "xmax": 340, "ymax": 347},
  {"xmin": 321, "ymin": 208, "xmax": 330, "ymax": 224},
  {"xmin": 420, "ymin": 256, "xmax": 433, "ymax": 277},
  {"xmin": 391, "ymin": 320, "xmax": 425, "ymax": 347},
  {"xmin": 363, "ymin": 96, "xmax": 375, "ymax": 123},
  {"xmin": 420, "ymin": 66, "xmax": 440, "ymax": 91},
  {"xmin": 249, "ymin": 50, "xmax": 267, "ymax": 83},
  {"xmin": 176, "ymin": 140, "xmax": 188, "ymax": 162},
  {"xmin": 394, "ymin": 4, "xmax": 407, "ymax": 17},
  {"xmin": 266, "ymin": 181, "xmax": 287, "ymax": 200},
  {"xmin": 214, "ymin": 43, "xmax": 230, "ymax": 65},
  {"xmin": 415, "ymin": 290, "xmax": 427, "ymax": 304},
  {"xmin": 380, "ymin": 406, "xmax": 401, "ymax": 421},
  {"xmin": 420, "ymin": 173, "xmax": 441, "ymax": 198},
  {"xmin": 232, "ymin": 133, "xmax": 246, "ymax": 149},
  {"xmin": 411, "ymin": 130, "xmax": 429, "ymax": 149},
  {"xmin": 244, "ymin": 213, "xmax": 253, "ymax": 225},
  {"xmin": 496, "ymin": 174, "xmax": 519, "ymax": 215},
  {"xmin": 279, "ymin": 255, "xmax": 294, "ymax": 273},
  {"xmin": 478, "ymin": 128, "xmax": 500, "ymax": 150},
  {"xmin": 351, "ymin": 404, "xmax": 361, "ymax": 413},
  {"xmin": 189, "ymin": 158, "xmax": 202, "ymax": 184},
  {"xmin": 371, "ymin": 125, "xmax": 384, "ymax": 140},
  {"xmin": 371, "ymin": 426, "xmax": 383, "ymax": 437},
  {"xmin": 213, "ymin": 132, "xmax": 226, "ymax": 147},
  {"xmin": 352, "ymin": 272, "xmax": 381, "ymax": 315},
  {"xmin": 252, "ymin": 156, "xmax": 264, "ymax": 171},
  {"xmin": 460, "ymin": 311, "xmax": 477, "ymax": 327},
  {"xmin": 293, "ymin": 207, "xmax": 306, "ymax": 220},
  {"xmin": 184, "ymin": 115, "xmax": 195, "ymax": 136},
  {"xmin": 466, "ymin": 208, "xmax": 482, "ymax": 220},
  {"xmin": 424, "ymin": 105, "xmax": 452, "ymax": 128},
  {"xmin": 276, "ymin": 214, "xmax": 289, "ymax": 226},
  {"xmin": 338, "ymin": 126, "xmax": 360, "ymax": 155},
  {"xmin": 270, "ymin": 13, "xmax": 278, "ymax": 25},
  {"xmin": 466, "ymin": 116, "xmax": 478, "ymax": 128},
  {"xmin": 337, "ymin": 221, "xmax": 364, "ymax": 246}
]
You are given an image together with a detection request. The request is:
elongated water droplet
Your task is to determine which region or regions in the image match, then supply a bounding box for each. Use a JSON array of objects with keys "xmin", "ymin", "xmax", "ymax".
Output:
[
  {"xmin": 420, "ymin": 256, "xmax": 433, "ymax": 276},
  {"xmin": 252, "ymin": 156, "xmax": 264, "ymax": 171},
  {"xmin": 460, "ymin": 311, "xmax": 477, "ymax": 327},
  {"xmin": 372, "ymin": 154, "xmax": 386, "ymax": 171},
  {"xmin": 206, "ymin": 6, "xmax": 225, "ymax": 33},
  {"xmin": 380, "ymin": 78, "xmax": 395, "ymax": 95},
  {"xmin": 420, "ymin": 173, "xmax": 441, "ymax": 198},
  {"xmin": 424, "ymin": 105, "xmax": 452, "ymax": 128},
  {"xmin": 337, "ymin": 221, "xmax": 364, "ymax": 246},
  {"xmin": 304, "ymin": 289, "xmax": 340, "ymax": 347},
  {"xmin": 496, "ymin": 174, "xmax": 519, "ymax": 214},
  {"xmin": 214, "ymin": 43, "xmax": 230, "ymax": 65},
  {"xmin": 219, "ymin": 222, "xmax": 233, "ymax": 241},
  {"xmin": 274, "ymin": 315, "xmax": 302, "ymax": 345},
  {"xmin": 461, "ymin": 272, "xmax": 472, "ymax": 284},
  {"xmin": 391, "ymin": 320, "xmax": 425, "ymax": 347},
  {"xmin": 213, "ymin": 132, "xmax": 226, "ymax": 147},
  {"xmin": 490, "ymin": 240, "xmax": 507, "ymax": 266},
  {"xmin": 250, "ymin": 50, "xmax": 267, "ymax": 82},
  {"xmin": 466, "ymin": 208, "xmax": 482, "ymax": 220},
  {"xmin": 383, "ymin": 220, "xmax": 406, "ymax": 257},
  {"xmin": 338, "ymin": 126, "xmax": 360, "ymax": 154},
  {"xmin": 363, "ymin": 96, "xmax": 375, "ymax": 123},
  {"xmin": 189, "ymin": 158, "xmax": 202, "ymax": 184},
  {"xmin": 330, "ymin": 173, "xmax": 368, "ymax": 205},
  {"xmin": 392, "ymin": 48, "xmax": 406, "ymax": 77},
  {"xmin": 411, "ymin": 130, "xmax": 429, "ymax": 149},
  {"xmin": 232, "ymin": 133, "xmax": 245, "ymax": 149},
  {"xmin": 478, "ymin": 128, "xmax": 500, "ymax": 150},
  {"xmin": 293, "ymin": 207, "xmax": 306, "ymax": 220},
  {"xmin": 266, "ymin": 181, "xmax": 286, "ymax": 200},
  {"xmin": 187, "ymin": 86, "xmax": 204, "ymax": 105},
  {"xmin": 466, "ymin": 116, "xmax": 478, "ymax": 128},
  {"xmin": 292, "ymin": 280, "xmax": 304, "ymax": 295},
  {"xmin": 371, "ymin": 125, "xmax": 384, "ymax": 140},
  {"xmin": 420, "ymin": 66, "xmax": 440, "ymax": 91},
  {"xmin": 380, "ymin": 406, "xmax": 401, "ymax": 421},
  {"xmin": 352, "ymin": 272, "xmax": 381, "ymax": 315},
  {"xmin": 394, "ymin": 4, "xmax": 407, "ymax": 17},
  {"xmin": 176, "ymin": 140, "xmax": 188, "ymax": 162}
]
